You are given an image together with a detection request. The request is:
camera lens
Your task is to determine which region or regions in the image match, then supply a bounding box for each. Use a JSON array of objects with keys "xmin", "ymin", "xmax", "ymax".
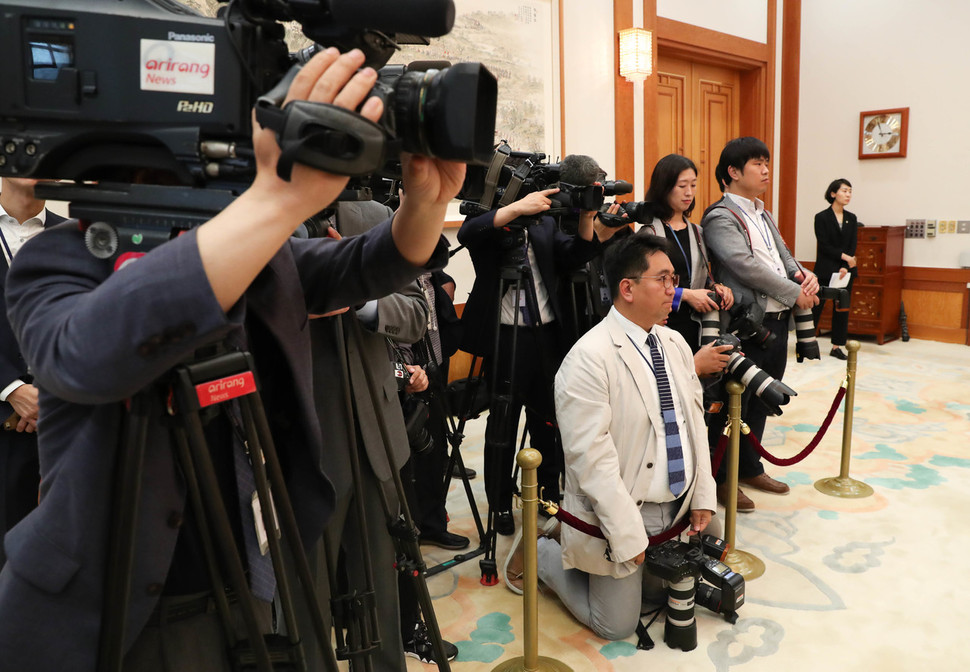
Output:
[{"xmin": 390, "ymin": 63, "xmax": 497, "ymax": 163}]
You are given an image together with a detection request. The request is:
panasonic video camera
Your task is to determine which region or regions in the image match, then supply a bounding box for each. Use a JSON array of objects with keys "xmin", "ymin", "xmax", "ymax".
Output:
[{"xmin": 0, "ymin": 0, "xmax": 497, "ymax": 262}]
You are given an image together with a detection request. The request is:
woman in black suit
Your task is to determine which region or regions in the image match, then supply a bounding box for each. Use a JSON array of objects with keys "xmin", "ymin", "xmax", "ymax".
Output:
[{"xmin": 812, "ymin": 178, "xmax": 857, "ymax": 359}]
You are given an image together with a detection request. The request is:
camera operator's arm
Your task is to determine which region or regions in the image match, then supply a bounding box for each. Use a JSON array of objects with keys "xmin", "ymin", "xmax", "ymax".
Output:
[
  {"xmin": 490, "ymin": 188, "xmax": 561, "ymax": 228},
  {"xmin": 712, "ymin": 283, "xmax": 734, "ymax": 310},
  {"xmin": 198, "ymin": 48, "xmax": 465, "ymax": 311},
  {"xmin": 197, "ymin": 49, "xmax": 384, "ymax": 311}
]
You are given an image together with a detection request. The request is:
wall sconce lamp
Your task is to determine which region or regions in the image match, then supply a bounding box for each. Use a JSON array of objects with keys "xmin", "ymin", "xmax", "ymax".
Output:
[{"xmin": 618, "ymin": 27, "xmax": 653, "ymax": 82}]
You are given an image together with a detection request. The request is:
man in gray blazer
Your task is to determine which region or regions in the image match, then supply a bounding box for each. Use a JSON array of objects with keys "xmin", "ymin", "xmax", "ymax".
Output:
[
  {"xmin": 701, "ymin": 137, "xmax": 819, "ymax": 511},
  {"xmin": 520, "ymin": 234, "xmax": 716, "ymax": 641},
  {"xmin": 308, "ymin": 199, "xmax": 456, "ymax": 668}
]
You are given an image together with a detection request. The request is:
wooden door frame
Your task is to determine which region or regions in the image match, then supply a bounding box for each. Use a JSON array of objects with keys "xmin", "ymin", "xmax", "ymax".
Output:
[{"xmin": 612, "ymin": 1, "xmax": 796, "ymax": 239}]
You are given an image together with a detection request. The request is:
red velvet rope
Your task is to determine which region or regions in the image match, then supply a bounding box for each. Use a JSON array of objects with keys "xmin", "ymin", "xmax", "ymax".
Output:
[
  {"xmin": 744, "ymin": 386, "xmax": 846, "ymax": 466},
  {"xmin": 547, "ymin": 383, "xmax": 847, "ymax": 541}
]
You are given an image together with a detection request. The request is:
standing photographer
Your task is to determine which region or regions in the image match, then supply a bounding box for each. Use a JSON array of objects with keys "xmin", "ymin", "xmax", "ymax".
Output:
[
  {"xmin": 634, "ymin": 154, "xmax": 733, "ymax": 377},
  {"xmin": 458, "ymin": 159, "xmax": 604, "ymax": 535},
  {"xmin": 0, "ymin": 48, "xmax": 465, "ymax": 672},
  {"xmin": 701, "ymin": 137, "xmax": 818, "ymax": 511}
]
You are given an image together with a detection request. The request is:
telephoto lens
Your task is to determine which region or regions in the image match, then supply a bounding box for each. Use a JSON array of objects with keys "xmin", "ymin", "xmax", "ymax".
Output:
[{"xmin": 663, "ymin": 575, "xmax": 698, "ymax": 651}]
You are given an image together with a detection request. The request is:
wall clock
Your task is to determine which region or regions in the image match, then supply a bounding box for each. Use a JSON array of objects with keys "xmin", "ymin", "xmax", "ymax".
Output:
[{"xmin": 859, "ymin": 107, "xmax": 908, "ymax": 159}]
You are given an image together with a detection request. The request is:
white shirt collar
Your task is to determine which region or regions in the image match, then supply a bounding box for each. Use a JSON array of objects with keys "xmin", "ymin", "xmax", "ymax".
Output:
[
  {"xmin": 610, "ymin": 306, "xmax": 660, "ymax": 346},
  {"xmin": 725, "ymin": 191, "xmax": 765, "ymax": 215}
]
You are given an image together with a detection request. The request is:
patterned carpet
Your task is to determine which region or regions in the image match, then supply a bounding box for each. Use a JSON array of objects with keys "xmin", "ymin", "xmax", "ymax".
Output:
[{"xmin": 409, "ymin": 335, "xmax": 970, "ymax": 671}]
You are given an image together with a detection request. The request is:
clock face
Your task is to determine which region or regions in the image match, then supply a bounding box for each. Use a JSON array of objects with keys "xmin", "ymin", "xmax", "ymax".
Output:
[{"xmin": 862, "ymin": 113, "xmax": 901, "ymax": 154}]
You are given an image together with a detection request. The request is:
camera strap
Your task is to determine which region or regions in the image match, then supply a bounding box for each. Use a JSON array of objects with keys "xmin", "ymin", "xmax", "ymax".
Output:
[
  {"xmin": 497, "ymin": 155, "xmax": 536, "ymax": 207},
  {"xmin": 478, "ymin": 144, "xmax": 511, "ymax": 209}
]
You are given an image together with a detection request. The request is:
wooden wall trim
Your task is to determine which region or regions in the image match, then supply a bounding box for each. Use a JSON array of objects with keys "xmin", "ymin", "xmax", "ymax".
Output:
[
  {"xmin": 656, "ymin": 17, "xmax": 768, "ymax": 67},
  {"xmin": 641, "ymin": 0, "xmax": 659, "ymax": 187},
  {"xmin": 558, "ymin": 0, "xmax": 567, "ymax": 155},
  {"xmin": 778, "ymin": 0, "xmax": 801, "ymax": 244},
  {"xmin": 614, "ymin": 0, "xmax": 635, "ymax": 186}
]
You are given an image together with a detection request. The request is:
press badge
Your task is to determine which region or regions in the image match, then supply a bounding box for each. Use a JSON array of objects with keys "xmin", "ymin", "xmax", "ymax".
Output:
[{"xmin": 251, "ymin": 490, "xmax": 280, "ymax": 556}]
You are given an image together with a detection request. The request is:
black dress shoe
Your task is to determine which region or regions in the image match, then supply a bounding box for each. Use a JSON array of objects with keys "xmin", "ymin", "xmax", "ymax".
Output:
[
  {"xmin": 494, "ymin": 510, "xmax": 514, "ymax": 536},
  {"xmin": 450, "ymin": 463, "xmax": 477, "ymax": 480},
  {"xmin": 420, "ymin": 530, "xmax": 471, "ymax": 550},
  {"xmin": 830, "ymin": 347, "xmax": 848, "ymax": 360}
]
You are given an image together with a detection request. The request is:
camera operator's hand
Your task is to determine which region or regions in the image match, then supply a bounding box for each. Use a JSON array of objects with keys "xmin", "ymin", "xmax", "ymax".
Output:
[
  {"xmin": 712, "ymin": 283, "xmax": 734, "ymax": 310},
  {"xmin": 795, "ymin": 287, "xmax": 819, "ymax": 310},
  {"xmin": 793, "ymin": 268, "xmax": 820, "ymax": 296},
  {"xmin": 593, "ymin": 202, "xmax": 625, "ymax": 243},
  {"xmin": 491, "ymin": 188, "xmax": 560, "ymax": 228},
  {"xmin": 687, "ymin": 509, "xmax": 713, "ymax": 536},
  {"xmin": 7, "ymin": 383, "xmax": 39, "ymax": 433},
  {"xmin": 693, "ymin": 342, "xmax": 732, "ymax": 377},
  {"xmin": 681, "ymin": 288, "xmax": 721, "ymax": 313},
  {"xmin": 393, "ymin": 152, "xmax": 466, "ymax": 266},
  {"xmin": 198, "ymin": 48, "xmax": 385, "ymax": 311},
  {"xmin": 404, "ymin": 364, "xmax": 429, "ymax": 394}
]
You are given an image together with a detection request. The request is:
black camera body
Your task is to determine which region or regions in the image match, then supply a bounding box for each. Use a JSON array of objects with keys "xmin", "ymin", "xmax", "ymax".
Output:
[
  {"xmin": 645, "ymin": 534, "xmax": 745, "ymax": 651},
  {"xmin": 0, "ymin": 0, "xmax": 496, "ymax": 187},
  {"xmin": 392, "ymin": 361, "xmax": 433, "ymax": 454}
]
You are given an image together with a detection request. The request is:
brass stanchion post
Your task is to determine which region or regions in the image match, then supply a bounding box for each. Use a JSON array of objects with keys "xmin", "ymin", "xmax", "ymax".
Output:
[
  {"xmin": 815, "ymin": 340, "xmax": 873, "ymax": 498},
  {"xmin": 492, "ymin": 449, "xmax": 572, "ymax": 672},
  {"xmin": 722, "ymin": 380, "xmax": 765, "ymax": 580}
]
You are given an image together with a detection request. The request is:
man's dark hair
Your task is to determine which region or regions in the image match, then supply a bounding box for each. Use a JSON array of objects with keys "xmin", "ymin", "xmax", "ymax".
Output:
[
  {"xmin": 644, "ymin": 153, "xmax": 698, "ymax": 222},
  {"xmin": 824, "ymin": 178, "xmax": 852, "ymax": 204},
  {"xmin": 604, "ymin": 232, "xmax": 670, "ymax": 300},
  {"xmin": 714, "ymin": 137, "xmax": 770, "ymax": 193}
]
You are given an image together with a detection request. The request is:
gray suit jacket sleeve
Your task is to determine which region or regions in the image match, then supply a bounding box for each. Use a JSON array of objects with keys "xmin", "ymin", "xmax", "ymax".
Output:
[{"xmin": 701, "ymin": 204, "xmax": 801, "ymax": 308}]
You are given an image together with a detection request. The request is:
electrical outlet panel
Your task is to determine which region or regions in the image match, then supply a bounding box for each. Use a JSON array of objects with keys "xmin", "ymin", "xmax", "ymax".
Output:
[
  {"xmin": 926, "ymin": 219, "xmax": 937, "ymax": 237},
  {"xmin": 947, "ymin": 220, "xmax": 958, "ymax": 234},
  {"xmin": 958, "ymin": 220, "xmax": 970, "ymax": 234},
  {"xmin": 940, "ymin": 220, "xmax": 949, "ymax": 234},
  {"xmin": 905, "ymin": 219, "xmax": 926, "ymax": 238}
]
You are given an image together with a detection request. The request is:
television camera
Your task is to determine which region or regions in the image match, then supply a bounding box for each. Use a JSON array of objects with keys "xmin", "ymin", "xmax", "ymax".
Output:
[{"xmin": 0, "ymin": 0, "xmax": 497, "ymax": 265}]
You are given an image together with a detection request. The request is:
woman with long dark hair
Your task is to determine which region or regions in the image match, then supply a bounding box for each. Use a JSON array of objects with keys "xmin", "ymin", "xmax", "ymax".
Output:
[
  {"xmin": 812, "ymin": 178, "xmax": 857, "ymax": 360},
  {"xmin": 638, "ymin": 154, "xmax": 733, "ymax": 374}
]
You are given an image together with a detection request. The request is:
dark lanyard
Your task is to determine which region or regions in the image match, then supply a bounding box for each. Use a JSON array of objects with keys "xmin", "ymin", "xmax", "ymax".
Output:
[{"xmin": 663, "ymin": 221, "xmax": 692, "ymax": 286}]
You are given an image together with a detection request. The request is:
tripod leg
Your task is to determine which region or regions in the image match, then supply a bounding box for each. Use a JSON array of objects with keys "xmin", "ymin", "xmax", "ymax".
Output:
[
  {"xmin": 243, "ymin": 393, "xmax": 342, "ymax": 672},
  {"xmin": 179, "ymin": 410, "xmax": 275, "ymax": 672},
  {"xmin": 98, "ymin": 393, "xmax": 151, "ymax": 672}
]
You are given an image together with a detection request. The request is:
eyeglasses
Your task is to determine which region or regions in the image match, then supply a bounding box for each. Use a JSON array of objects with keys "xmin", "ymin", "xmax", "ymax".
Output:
[{"xmin": 626, "ymin": 274, "xmax": 680, "ymax": 289}]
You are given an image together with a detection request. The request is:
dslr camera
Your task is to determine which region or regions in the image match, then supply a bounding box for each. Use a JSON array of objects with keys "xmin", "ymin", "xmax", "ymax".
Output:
[
  {"xmin": 645, "ymin": 534, "xmax": 745, "ymax": 651},
  {"xmin": 393, "ymin": 361, "xmax": 433, "ymax": 455},
  {"xmin": 0, "ymin": 0, "xmax": 497, "ymax": 262}
]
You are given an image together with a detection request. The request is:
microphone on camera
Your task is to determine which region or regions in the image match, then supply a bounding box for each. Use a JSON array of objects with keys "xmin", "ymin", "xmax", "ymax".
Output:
[
  {"xmin": 329, "ymin": 0, "xmax": 456, "ymax": 38},
  {"xmin": 559, "ymin": 154, "xmax": 605, "ymax": 187}
]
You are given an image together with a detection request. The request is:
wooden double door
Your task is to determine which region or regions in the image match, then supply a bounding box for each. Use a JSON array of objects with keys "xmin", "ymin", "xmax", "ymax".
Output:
[{"xmin": 656, "ymin": 55, "xmax": 740, "ymax": 219}]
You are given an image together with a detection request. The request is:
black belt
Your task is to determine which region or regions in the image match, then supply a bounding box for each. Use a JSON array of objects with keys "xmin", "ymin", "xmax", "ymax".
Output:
[{"xmin": 763, "ymin": 309, "xmax": 790, "ymax": 321}]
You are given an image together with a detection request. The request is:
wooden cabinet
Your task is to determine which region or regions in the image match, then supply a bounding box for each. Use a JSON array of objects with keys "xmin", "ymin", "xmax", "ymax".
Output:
[{"xmin": 818, "ymin": 225, "xmax": 904, "ymax": 344}]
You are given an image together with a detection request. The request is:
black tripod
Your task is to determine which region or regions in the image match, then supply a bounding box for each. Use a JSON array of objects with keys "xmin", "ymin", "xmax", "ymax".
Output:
[
  {"xmin": 476, "ymin": 220, "xmax": 564, "ymax": 586},
  {"xmin": 99, "ymin": 349, "xmax": 339, "ymax": 672}
]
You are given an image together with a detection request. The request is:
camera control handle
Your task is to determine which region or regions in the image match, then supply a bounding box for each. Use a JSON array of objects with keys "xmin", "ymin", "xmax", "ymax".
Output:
[{"xmin": 255, "ymin": 66, "xmax": 387, "ymax": 179}]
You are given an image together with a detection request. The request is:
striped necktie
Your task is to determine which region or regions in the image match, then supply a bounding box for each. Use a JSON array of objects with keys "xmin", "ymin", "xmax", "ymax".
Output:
[{"xmin": 646, "ymin": 333, "xmax": 686, "ymax": 496}]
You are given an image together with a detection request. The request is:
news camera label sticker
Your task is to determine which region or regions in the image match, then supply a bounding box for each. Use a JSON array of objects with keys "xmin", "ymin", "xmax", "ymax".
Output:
[{"xmin": 140, "ymin": 39, "xmax": 214, "ymax": 95}]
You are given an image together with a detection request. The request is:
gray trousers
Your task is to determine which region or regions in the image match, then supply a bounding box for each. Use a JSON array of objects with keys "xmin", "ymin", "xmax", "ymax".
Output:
[{"xmin": 536, "ymin": 499, "xmax": 681, "ymax": 641}]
